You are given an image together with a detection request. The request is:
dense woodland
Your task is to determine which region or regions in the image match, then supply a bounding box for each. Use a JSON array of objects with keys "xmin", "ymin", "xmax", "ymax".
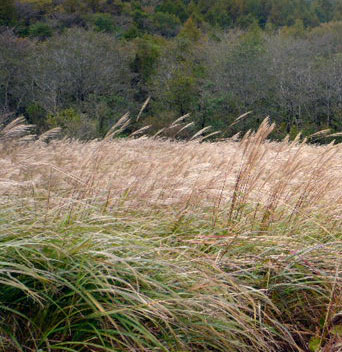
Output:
[{"xmin": 3, "ymin": 0, "xmax": 342, "ymax": 139}]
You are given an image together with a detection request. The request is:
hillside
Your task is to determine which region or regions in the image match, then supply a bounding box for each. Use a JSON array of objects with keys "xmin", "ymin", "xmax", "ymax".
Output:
[
  {"xmin": 3, "ymin": 2, "xmax": 342, "ymax": 351},
  {"xmin": 3, "ymin": 0, "xmax": 342, "ymax": 31},
  {"xmin": 3, "ymin": 0, "xmax": 342, "ymax": 140}
]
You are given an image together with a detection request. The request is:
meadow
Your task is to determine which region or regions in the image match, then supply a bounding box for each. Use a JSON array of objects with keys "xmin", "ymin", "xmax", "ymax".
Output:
[{"xmin": 1, "ymin": 118, "xmax": 342, "ymax": 351}]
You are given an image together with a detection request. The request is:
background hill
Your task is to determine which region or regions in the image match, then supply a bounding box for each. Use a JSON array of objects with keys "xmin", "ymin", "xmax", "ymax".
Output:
[{"xmin": 2, "ymin": 0, "xmax": 342, "ymax": 140}]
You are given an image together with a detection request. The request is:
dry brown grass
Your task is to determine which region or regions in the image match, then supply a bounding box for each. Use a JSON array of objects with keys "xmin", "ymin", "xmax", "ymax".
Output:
[
  {"xmin": 2, "ymin": 119, "xmax": 342, "ymax": 227},
  {"xmin": 2, "ymin": 119, "xmax": 342, "ymax": 351}
]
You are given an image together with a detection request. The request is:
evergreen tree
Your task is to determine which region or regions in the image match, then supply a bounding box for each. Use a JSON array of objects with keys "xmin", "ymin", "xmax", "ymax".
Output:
[{"xmin": 0, "ymin": 0, "xmax": 16, "ymax": 26}]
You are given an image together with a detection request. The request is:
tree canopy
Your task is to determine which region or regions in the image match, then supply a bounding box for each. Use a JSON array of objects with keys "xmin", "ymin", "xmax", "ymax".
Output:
[{"xmin": 3, "ymin": 0, "xmax": 342, "ymax": 141}]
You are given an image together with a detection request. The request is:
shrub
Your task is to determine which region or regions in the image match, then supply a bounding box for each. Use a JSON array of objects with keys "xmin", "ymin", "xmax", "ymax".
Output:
[
  {"xmin": 29, "ymin": 22, "xmax": 53, "ymax": 39},
  {"xmin": 47, "ymin": 108, "xmax": 96, "ymax": 139}
]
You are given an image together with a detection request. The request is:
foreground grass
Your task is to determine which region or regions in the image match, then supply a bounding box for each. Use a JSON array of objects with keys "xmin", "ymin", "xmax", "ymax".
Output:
[
  {"xmin": 0, "ymin": 204, "xmax": 286, "ymax": 352},
  {"xmin": 1, "ymin": 120, "xmax": 342, "ymax": 351}
]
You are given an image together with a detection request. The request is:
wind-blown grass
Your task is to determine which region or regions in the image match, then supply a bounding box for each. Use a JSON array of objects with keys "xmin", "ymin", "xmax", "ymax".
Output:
[
  {"xmin": 1, "ymin": 119, "xmax": 342, "ymax": 351},
  {"xmin": 0, "ymin": 204, "xmax": 290, "ymax": 352}
]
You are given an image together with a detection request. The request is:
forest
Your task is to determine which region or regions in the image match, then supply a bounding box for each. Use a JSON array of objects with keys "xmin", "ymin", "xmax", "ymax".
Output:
[{"xmin": 2, "ymin": 0, "xmax": 342, "ymax": 139}]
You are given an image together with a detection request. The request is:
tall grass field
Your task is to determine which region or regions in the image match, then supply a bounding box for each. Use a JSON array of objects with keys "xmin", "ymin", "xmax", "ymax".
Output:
[{"xmin": 1, "ymin": 117, "xmax": 342, "ymax": 351}]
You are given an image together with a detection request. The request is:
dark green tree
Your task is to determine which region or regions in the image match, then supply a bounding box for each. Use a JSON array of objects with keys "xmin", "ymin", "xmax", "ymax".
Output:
[
  {"xmin": 0, "ymin": 0, "xmax": 16, "ymax": 26},
  {"xmin": 29, "ymin": 22, "xmax": 53, "ymax": 40},
  {"xmin": 156, "ymin": 0, "xmax": 188, "ymax": 22}
]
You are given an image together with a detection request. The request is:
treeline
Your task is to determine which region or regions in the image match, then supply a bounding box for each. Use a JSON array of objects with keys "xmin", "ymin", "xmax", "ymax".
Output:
[
  {"xmin": 3, "ymin": 0, "xmax": 342, "ymax": 139},
  {"xmin": 2, "ymin": 0, "xmax": 342, "ymax": 35}
]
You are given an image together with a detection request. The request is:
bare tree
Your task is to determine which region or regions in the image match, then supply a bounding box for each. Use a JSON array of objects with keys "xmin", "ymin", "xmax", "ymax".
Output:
[
  {"xmin": 0, "ymin": 29, "xmax": 33, "ymax": 114},
  {"xmin": 31, "ymin": 28, "xmax": 133, "ymax": 113}
]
